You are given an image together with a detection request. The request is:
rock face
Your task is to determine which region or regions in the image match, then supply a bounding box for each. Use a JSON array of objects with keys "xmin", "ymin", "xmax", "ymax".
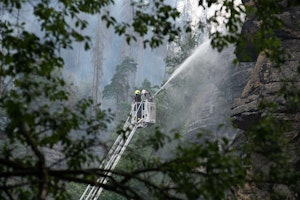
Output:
[
  {"xmin": 236, "ymin": 2, "xmax": 300, "ymax": 62},
  {"xmin": 231, "ymin": 4, "xmax": 300, "ymax": 132},
  {"xmin": 231, "ymin": 2, "xmax": 300, "ymax": 199},
  {"xmin": 231, "ymin": 45, "xmax": 300, "ymax": 130}
]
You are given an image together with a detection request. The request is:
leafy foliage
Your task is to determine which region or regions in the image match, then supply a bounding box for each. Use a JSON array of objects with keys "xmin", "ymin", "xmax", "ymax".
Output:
[
  {"xmin": 130, "ymin": 0, "xmax": 181, "ymax": 48},
  {"xmin": 86, "ymin": 129, "xmax": 247, "ymax": 200},
  {"xmin": 0, "ymin": 24, "xmax": 113, "ymax": 200},
  {"xmin": 0, "ymin": 0, "xmax": 183, "ymax": 199},
  {"xmin": 206, "ymin": 0, "xmax": 290, "ymax": 66},
  {"xmin": 0, "ymin": 0, "xmax": 299, "ymax": 199},
  {"xmin": 206, "ymin": 0, "xmax": 245, "ymax": 52},
  {"xmin": 242, "ymin": 109, "xmax": 300, "ymax": 198}
]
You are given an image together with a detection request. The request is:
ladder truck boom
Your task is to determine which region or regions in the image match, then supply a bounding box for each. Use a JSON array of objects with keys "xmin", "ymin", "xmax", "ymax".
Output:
[{"xmin": 79, "ymin": 100, "xmax": 156, "ymax": 200}]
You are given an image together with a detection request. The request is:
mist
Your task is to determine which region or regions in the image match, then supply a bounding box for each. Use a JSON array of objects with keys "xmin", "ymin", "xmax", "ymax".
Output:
[
  {"xmin": 1, "ymin": 0, "xmax": 241, "ymax": 140},
  {"xmin": 155, "ymin": 39, "xmax": 238, "ymax": 142}
]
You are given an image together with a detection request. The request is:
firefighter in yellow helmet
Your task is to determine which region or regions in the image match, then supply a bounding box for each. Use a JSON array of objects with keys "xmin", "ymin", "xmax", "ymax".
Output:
[
  {"xmin": 134, "ymin": 90, "xmax": 142, "ymax": 120},
  {"xmin": 134, "ymin": 90, "xmax": 141, "ymax": 102}
]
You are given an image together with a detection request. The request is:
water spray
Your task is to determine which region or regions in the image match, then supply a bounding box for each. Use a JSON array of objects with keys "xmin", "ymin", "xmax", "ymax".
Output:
[
  {"xmin": 153, "ymin": 83, "xmax": 168, "ymax": 97},
  {"xmin": 153, "ymin": 40, "xmax": 212, "ymax": 98}
]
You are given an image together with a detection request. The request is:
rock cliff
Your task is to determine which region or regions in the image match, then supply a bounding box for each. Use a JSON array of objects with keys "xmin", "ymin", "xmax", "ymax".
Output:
[
  {"xmin": 232, "ymin": 1, "xmax": 300, "ymax": 139},
  {"xmin": 231, "ymin": 1, "xmax": 300, "ymax": 199}
]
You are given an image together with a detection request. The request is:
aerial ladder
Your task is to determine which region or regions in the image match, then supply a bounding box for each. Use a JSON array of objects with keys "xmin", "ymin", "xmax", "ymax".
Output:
[{"xmin": 79, "ymin": 99, "xmax": 156, "ymax": 200}]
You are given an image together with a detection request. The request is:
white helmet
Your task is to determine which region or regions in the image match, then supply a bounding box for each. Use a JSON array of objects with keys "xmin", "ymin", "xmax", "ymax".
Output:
[{"xmin": 141, "ymin": 89, "xmax": 147, "ymax": 94}]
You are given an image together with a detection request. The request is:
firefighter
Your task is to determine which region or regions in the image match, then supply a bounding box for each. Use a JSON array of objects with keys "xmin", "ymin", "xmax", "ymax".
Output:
[
  {"xmin": 141, "ymin": 89, "xmax": 152, "ymax": 101},
  {"xmin": 134, "ymin": 90, "xmax": 142, "ymax": 121},
  {"xmin": 134, "ymin": 90, "xmax": 141, "ymax": 102}
]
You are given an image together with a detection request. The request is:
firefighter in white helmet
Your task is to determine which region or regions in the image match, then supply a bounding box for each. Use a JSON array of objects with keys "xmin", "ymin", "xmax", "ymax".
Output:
[{"xmin": 141, "ymin": 89, "xmax": 152, "ymax": 101}]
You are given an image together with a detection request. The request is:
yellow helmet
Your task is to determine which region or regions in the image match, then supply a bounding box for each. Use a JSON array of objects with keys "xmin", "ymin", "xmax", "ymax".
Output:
[{"xmin": 135, "ymin": 90, "xmax": 140, "ymax": 94}]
